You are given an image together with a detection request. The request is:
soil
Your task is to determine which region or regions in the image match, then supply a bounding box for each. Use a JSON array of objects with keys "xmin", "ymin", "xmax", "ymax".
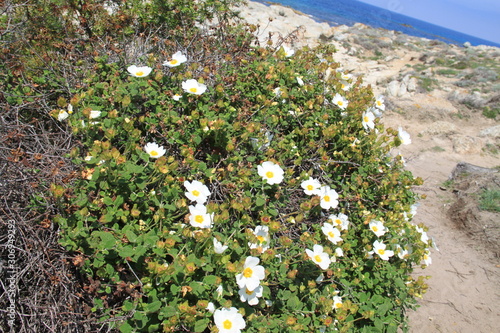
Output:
[{"xmin": 239, "ymin": 2, "xmax": 500, "ymax": 332}]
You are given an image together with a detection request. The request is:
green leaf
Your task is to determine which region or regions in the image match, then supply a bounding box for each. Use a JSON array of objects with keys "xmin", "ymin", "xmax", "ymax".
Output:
[
  {"xmin": 203, "ymin": 275, "xmax": 217, "ymax": 285},
  {"xmin": 119, "ymin": 322, "xmax": 133, "ymax": 333},
  {"xmin": 122, "ymin": 300, "xmax": 135, "ymax": 312},
  {"xmin": 145, "ymin": 300, "xmax": 162, "ymax": 313},
  {"xmin": 94, "ymin": 231, "xmax": 116, "ymax": 248},
  {"xmin": 194, "ymin": 318, "xmax": 210, "ymax": 332},
  {"xmin": 160, "ymin": 306, "xmax": 177, "ymax": 318}
]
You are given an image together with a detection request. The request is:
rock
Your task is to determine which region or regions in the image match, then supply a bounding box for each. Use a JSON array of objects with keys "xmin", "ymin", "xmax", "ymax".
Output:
[
  {"xmin": 449, "ymin": 162, "xmax": 498, "ymax": 180},
  {"xmin": 407, "ymin": 77, "xmax": 418, "ymax": 92},
  {"xmin": 420, "ymin": 121, "xmax": 458, "ymax": 135},
  {"xmin": 478, "ymin": 125, "xmax": 500, "ymax": 138},
  {"xmin": 386, "ymin": 80, "xmax": 401, "ymax": 97},
  {"xmin": 451, "ymin": 135, "xmax": 483, "ymax": 154},
  {"xmin": 398, "ymin": 81, "xmax": 408, "ymax": 96}
]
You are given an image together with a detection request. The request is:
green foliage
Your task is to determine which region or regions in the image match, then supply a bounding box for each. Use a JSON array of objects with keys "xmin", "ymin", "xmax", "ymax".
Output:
[
  {"xmin": 5, "ymin": 0, "xmax": 431, "ymax": 332},
  {"xmin": 479, "ymin": 189, "xmax": 500, "ymax": 212},
  {"xmin": 54, "ymin": 42, "xmax": 431, "ymax": 332},
  {"xmin": 482, "ymin": 106, "xmax": 499, "ymax": 119}
]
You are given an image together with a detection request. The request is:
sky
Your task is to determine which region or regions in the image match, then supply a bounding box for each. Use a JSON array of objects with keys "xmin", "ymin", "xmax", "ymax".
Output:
[{"xmin": 358, "ymin": 0, "xmax": 500, "ymax": 44}]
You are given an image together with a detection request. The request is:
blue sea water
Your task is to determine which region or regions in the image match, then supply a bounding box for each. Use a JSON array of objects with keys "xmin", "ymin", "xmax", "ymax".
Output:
[{"xmin": 252, "ymin": 0, "xmax": 500, "ymax": 48}]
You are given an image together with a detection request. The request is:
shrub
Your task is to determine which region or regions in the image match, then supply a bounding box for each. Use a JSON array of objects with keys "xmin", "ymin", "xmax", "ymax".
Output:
[
  {"xmin": 3, "ymin": 1, "xmax": 431, "ymax": 332},
  {"xmin": 53, "ymin": 36, "xmax": 431, "ymax": 333}
]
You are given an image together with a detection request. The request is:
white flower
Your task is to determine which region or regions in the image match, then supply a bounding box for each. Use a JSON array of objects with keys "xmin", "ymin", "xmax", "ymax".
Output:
[
  {"xmin": 238, "ymin": 285, "xmax": 263, "ymax": 306},
  {"xmin": 144, "ymin": 142, "xmax": 166, "ymax": 159},
  {"xmin": 127, "ymin": 65, "xmax": 152, "ymax": 77},
  {"xmin": 236, "ymin": 256, "xmax": 265, "ymax": 291},
  {"xmin": 214, "ymin": 307, "xmax": 246, "ymax": 333},
  {"xmin": 188, "ymin": 204, "xmax": 213, "ymax": 229},
  {"xmin": 213, "ymin": 238, "xmax": 228, "ymax": 254},
  {"xmin": 300, "ymin": 177, "xmax": 321, "ymax": 195},
  {"xmin": 340, "ymin": 72, "xmax": 353, "ymax": 81},
  {"xmin": 84, "ymin": 155, "xmax": 93, "ymax": 161},
  {"xmin": 369, "ymin": 220, "xmax": 387, "ymax": 237},
  {"xmin": 316, "ymin": 274, "xmax": 324, "ymax": 283},
  {"xmin": 296, "ymin": 76, "xmax": 304, "ymax": 86},
  {"xmin": 163, "ymin": 51, "xmax": 187, "ymax": 67},
  {"xmin": 306, "ymin": 244, "xmax": 331, "ymax": 270},
  {"xmin": 257, "ymin": 161, "xmax": 284, "ymax": 185},
  {"xmin": 282, "ymin": 45, "xmax": 294, "ymax": 57},
  {"xmin": 333, "ymin": 295, "xmax": 343, "ymax": 310},
  {"xmin": 216, "ymin": 285, "xmax": 223, "ymax": 298},
  {"xmin": 57, "ymin": 109, "xmax": 69, "ymax": 121},
  {"xmin": 375, "ymin": 95, "xmax": 385, "ymax": 111},
  {"xmin": 273, "ymin": 87, "xmax": 282, "ymax": 97},
  {"xmin": 321, "ymin": 223, "xmax": 343, "ymax": 245},
  {"xmin": 89, "ymin": 110, "xmax": 101, "ymax": 119},
  {"xmin": 317, "ymin": 185, "xmax": 339, "ymax": 210},
  {"xmin": 362, "ymin": 110, "xmax": 375, "ymax": 130},
  {"xmin": 328, "ymin": 213, "xmax": 349, "ymax": 230},
  {"xmin": 371, "ymin": 240, "xmax": 394, "ymax": 261},
  {"xmin": 182, "ymin": 79, "xmax": 207, "ymax": 95},
  {"xmin": 206, "ymin": 302, "xmax": 216, "ymax": 313},
  {"xmin": 340, "ymin": 80, "xmax": 351, "ymax": 91},
  {"xmin": 398, "ymin": 126, "xmax": 411, "ymax": 145},
  {"xmin": 248, "ymin": 225, "xmax": 270, "ymax": 253},
  {"xmin": 415, "ymin": 226, "xmax": 429, "ymax": 244},
  {"xmin": 332, "ymin": 93, "xmax": 348, "ymax": 110},
  {"xmin": 184, "ymin": 180, "xmax": 211, "ymax": 204},
  {"xmin": 396, "ymin": 245, "xmax": 409, "ymax": 260},
  {"xmin": 172, "ymin": 94, "xmax": 182, "ymax": 101},
  {"xmin": 369, "ymin": 105, "xmax": 383, "ymax": 118},
  {"xmin": 335, "ymin": 247, "xmax": 344, "ymax": 257},
  {"xmin": 423, "ymin": 248, "xmax": 432, "ymax": 266}
]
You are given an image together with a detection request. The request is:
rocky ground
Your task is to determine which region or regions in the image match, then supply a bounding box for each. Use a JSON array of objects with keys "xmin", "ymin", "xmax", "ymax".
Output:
[{"xmin": 238, "ymin": 1, "xmax": 500, "ymax": 332}]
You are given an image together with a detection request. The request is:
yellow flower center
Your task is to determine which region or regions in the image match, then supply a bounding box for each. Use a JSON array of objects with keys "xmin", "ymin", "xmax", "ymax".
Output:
[
  {"xmin": 150, "ymin": 150, "xmax": 158, "ymax": 156},
  {"xmin": 245, "ymin": 288, "xmax": 253, "ymax": 295},
  {"xmin": 223, "ymin": 319, "xmax": 232, "ymax": 329},
  {"xmin": 378, "ymin": 249, "xmax": 385, "ymax": 255},
  {"xmin": 335, "ymin": 219, "xmax": 341, "ymax": 225},
  {"xmin": 328, "ymin": 231, "xmax": 335, "ymax": 238},
  {"xmin": 257, "ymin": 235, "xmax": 265, "ymax": 243},
  {"xmin": 372, "ymin": 226, "xmax": 378, "ymax": 232},
  {"xmin": 307, "ymin": 184, "xmax": 314, "ymax": 191},
  {"xmin": 377, "ymin": 100, "xmax": 382, "ymax": 106},
  {"xmin": 194, "ymin": 215, "xmax": 204, "ymax": 223},
  {"xmin": 266, "ymin": 171, "xmax": 274, "ymax": 179},
  {"xmin": 338, "ymin": 101, "xmax": 343, "ymax": 106},
  {"xmin": 243, "ymin": 267, "xmax": 253, "ymax": 278},
  {"xmin": 136, "ymin": 71, "xmax": 144, "ymax": 76},
  {"xmin": 335, "ymin": 302, "xmax": 343, "ymax": 308},
  {"xmin": 190, "ymin": 87, "xmax": 197, "ymax": 93},
  {"xmin": 364, "ymin": 116, "xmax": 369, "ymax": 123},
  {"xmin": 192, "ymin": 190, "xmax": 200, "ymax": 197},
  {"xmin": 170, "ymin": 59, "xmax": 178, "ymax": 65},
  {"xmin": 314, "ymin": 255, "xmax": 322, "ymax": 262},
  {"xmin": 324, "ymin": 195, "xmax": 330, "ymax": 202}
]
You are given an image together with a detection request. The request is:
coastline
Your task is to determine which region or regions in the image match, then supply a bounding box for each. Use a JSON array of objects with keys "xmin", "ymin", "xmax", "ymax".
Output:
[{"xmin": 248, "ymin": 0, "xmax": 500, "ymax": 48}]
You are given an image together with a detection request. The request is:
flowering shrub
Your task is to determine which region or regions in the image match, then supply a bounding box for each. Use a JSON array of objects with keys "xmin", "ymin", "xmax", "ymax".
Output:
[{"xmin": 51, "ymin": 4, "xmax": 432, "ymax": 333}]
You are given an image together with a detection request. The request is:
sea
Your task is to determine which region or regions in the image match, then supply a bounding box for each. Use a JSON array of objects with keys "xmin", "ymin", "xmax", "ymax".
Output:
[{"xmin": 252, "ymin": 0, "xmax": 500, "ymax": 48}]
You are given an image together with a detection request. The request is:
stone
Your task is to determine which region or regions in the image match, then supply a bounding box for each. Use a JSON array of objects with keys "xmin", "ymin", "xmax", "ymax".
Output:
[
  {"xmin": 386, "ymin": 80, "xmax": 401, "ymax": 97},
  {"xmin": 420, "ymin": 121, "xmax": 458, "ymax": 135},
  {"xmin": 478, "ymin": 125, "xmax": 500, "ymax": 138},
  {"xmin": 451, "ymin": 135, "xmax": 483, "ymax": 154}
]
